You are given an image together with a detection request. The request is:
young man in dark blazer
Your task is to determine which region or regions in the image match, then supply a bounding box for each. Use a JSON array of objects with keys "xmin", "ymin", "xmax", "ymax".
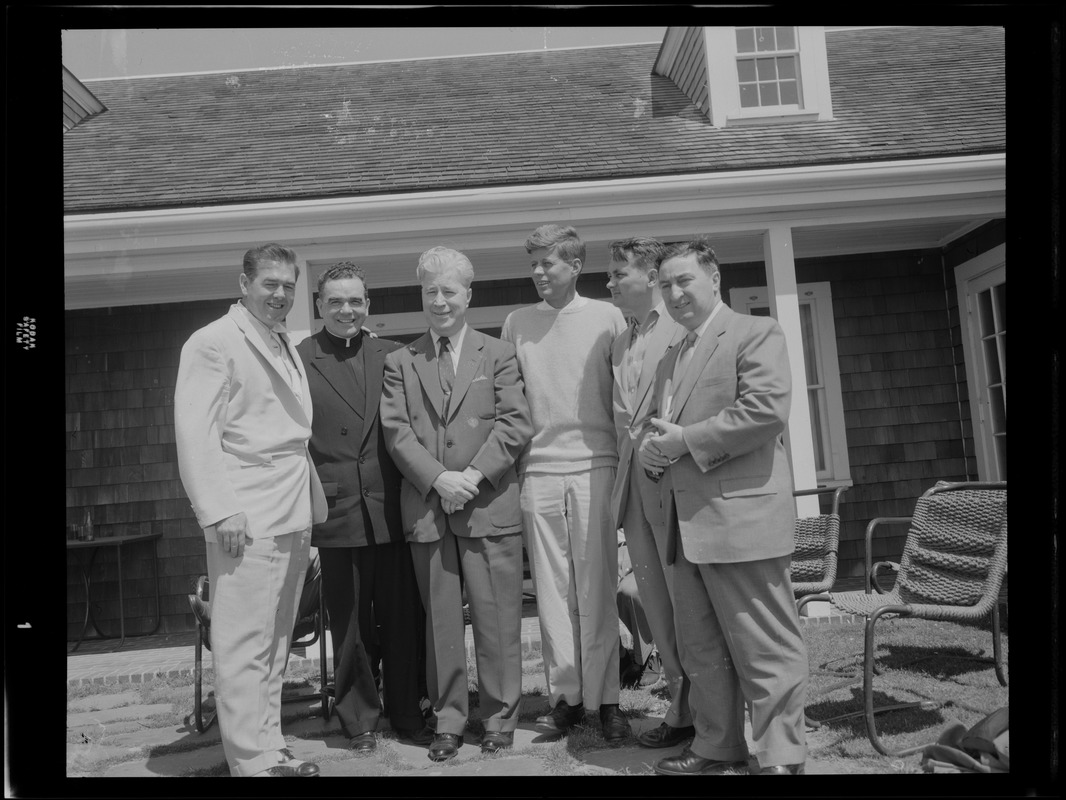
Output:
[
  {"xmin": 380, "ymin": 246, "xmax": 533, "ymax": 762},
  {"xmin": 296, "ymin": 262, "xmax": 432, "ymax": 755}
]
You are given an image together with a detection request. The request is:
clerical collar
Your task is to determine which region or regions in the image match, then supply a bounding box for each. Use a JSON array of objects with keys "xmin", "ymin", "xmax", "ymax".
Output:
[{"xmin": 325, "ymin": 327, "xmax": 363, "ymax": 349}]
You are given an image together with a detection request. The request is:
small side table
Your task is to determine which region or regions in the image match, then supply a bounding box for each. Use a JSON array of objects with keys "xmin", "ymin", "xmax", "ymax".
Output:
[{"xmin": 67, "ymin": 531, "xmax": 163, "ymax": 652}]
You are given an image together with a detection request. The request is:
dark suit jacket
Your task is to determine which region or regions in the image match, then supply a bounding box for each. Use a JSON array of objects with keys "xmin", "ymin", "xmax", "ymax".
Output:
[
  {"xmin": 379, "ymin": 327, "xmax": 532, "ymax": 543},
  {"xmin": 296, "ymin": 329, "xmax": 405, "ymax": 548}
]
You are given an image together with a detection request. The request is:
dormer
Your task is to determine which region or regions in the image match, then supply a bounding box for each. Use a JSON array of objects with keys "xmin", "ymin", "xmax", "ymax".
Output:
[
  {"xmin": 654, "ymin": 26, "xmax": 834, "ymax": 128},
  {"xmin": 63, "ymin": 66, "xmax": 107, "ymax": 133}
]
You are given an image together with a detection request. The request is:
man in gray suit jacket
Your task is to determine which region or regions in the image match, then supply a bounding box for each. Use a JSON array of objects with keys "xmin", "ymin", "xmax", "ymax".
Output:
[
  {"xmin": 380, "ymin": 247, "xmax": 533, "ymax": 763},
  {"xmin": 640, "ymin": 238, "xmax": 808, "ymax": 776},
  {"xmin": 605, "ymin": 237, "xmax": 693, "ymax": 749}
]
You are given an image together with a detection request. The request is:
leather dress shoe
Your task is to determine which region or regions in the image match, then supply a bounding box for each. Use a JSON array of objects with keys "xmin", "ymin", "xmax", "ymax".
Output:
[
  {"xmin": 427, "ymin": 732, "xmax": 463, "ymax": 762},
  {"xmin": 637, "ymin": 722, "xmax": 696, "ymax": 749},
  {"xmin": 269, "ymin": 748, "xmax": 320, "ymax": 777},
  {"xmin": 480, "ymin": 730, "xmax": 514, "ymax": 753},
  {"xmin": 535, "ymin": 699, "xmax": 585, "ymax": 735},
  {"xmin": 599, "ymin": 704, "xmax": 631, "ymax": 745},
  {"xmin": 348, "ymin": 731, "xmax": 376, "ymax": 754},
  {"xmin": 395, "ymin": 724, "xmax": 435, "ymax": 747},
  {"xmin": 758, "ymin": 763, "xmax": 806, "ymax": 775},
  {"xmin": 654, "ymin": 747, "xmax": 746, "ymax": 776}
]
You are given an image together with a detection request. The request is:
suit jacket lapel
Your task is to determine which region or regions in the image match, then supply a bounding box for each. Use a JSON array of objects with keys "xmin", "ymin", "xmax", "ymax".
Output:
[
  {"xmin": 311, "ymin": 333, "xmax": 364, "ymax": 419},
  {"xmin": 633, "ymin": 317, "xmax": 685, "ymax": 423},
  {"xmin": 670, "ymin": 306, "xmax": 731, "ymax": 422},
  {"xmin": 410, "ymin": 333, "xmax": 447, "ymax": 417},
  {"xmin": 228, "ymin": 305, "xmax": 311, "ymax": 424},
  {"xmin": 446, "ymin": 329, "xmax": 485, "ymax": 422},
  {"xmin": 361, "ymin": 337, "xmax": 388, "ymax": 445}
]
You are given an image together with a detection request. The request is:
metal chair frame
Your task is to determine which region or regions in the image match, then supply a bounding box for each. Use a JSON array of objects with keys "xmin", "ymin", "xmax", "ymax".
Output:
[
  {"xmin": 791, "ymin": 485, "xmax": 848, "ymax": 606},
  {"xmin": 798, "ymin": 481, "xmax": 1008, "ymax": 756},
  {"xmin": 190, "ymin": 570, "xmax": 331, "ymax": 734}
]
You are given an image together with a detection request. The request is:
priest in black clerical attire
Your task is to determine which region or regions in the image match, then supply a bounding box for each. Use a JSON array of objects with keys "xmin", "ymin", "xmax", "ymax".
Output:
[{"xmin": 296, "ymin": 262, "xmax": 434, "ymax": 754}]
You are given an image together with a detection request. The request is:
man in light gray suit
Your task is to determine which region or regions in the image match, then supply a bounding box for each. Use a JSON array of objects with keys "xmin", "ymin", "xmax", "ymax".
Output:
[
  {"xmin": 640, "ymin": 237, "xmax": 807, "ymax": 776},
  {"xmin": 605, "ymin": 237, "xmax": 694, "ymax": 749}
]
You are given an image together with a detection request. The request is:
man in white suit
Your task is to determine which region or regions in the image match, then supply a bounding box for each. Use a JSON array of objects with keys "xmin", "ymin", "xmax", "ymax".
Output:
[
  {"xmin": 175, "ymin": 243, "xmax": 327, "ymax": 778},
  {"xmin": 605, "ymin": 237, "xmax": 693, "ymax": 749},
  {"xmin": 640, "ymin": 237, "xmax": 807, "ymax": 776}
]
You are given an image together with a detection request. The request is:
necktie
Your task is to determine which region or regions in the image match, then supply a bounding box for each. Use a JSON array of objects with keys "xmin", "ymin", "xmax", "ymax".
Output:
[
  {"xmin": 672, "ymin": 331, "xmax": 698, "ymax": 386},
  {"xmin": 273, "ymin": 331, "xmax": 303, "ymax": 401},
  {"xmin": 438, "ymin": 336, "xmax": 455, "ymax": 394},
  {"xmin": 665, "ymin": 331, "xmax": 698, "ymax": 420},
  {"xmin": 625, "ymin": 317, "xmax": 644, "ymax": 401}
]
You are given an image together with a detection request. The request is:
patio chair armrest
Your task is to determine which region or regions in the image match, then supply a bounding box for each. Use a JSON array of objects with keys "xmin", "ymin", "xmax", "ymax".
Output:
[
  {"xmin": 865, "ymin": 517, "xmax": 912, "ymax": 593},
  {"xmin": 870, "ymin": 560, "xmax": 900, "ymax": 594},
  {"xmin": 792, "ymin": 485, "xmax": 849, "ymax": 515},
  {"xmin": 796, "ymin": 592, "xmax": 831, "ymax": 613}
]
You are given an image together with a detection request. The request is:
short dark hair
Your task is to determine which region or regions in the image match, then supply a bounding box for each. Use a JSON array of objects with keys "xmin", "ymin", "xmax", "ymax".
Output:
[
  {"xmin": 524, "ymin": 223, "xmax": 585, "ymax": 265},
  {"xmin": 660, "ymin": 237, "xmax": 720, "ymax": 274},
  {"xmin": 242, "ymin": 243, "xmax": 300, "ymax": 281},
  {"xmin": 317, "ymin": 261, "xmax": 367, "ymax": 297},
  {"xmin": 607, "ymin": 237, "xmax": 666, "ymax": 273}
]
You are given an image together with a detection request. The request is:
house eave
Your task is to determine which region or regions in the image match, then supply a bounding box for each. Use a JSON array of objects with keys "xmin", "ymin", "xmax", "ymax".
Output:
[{"xmin": 65, "ymin": 153, "xmax": 1005, "ymax": 310}]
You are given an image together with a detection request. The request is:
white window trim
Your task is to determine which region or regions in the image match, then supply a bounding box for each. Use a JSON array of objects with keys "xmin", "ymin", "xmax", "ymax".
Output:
[
  {"xmin": 729, "ymin": 281, "xmax": 851, "ymax": 486},
  {"xmin": 704, "ymin": 26, "xmax": 834, "ymax": 128},
  {"xmin": 954, "ymin": 243, "xmax": 1006, "ymax": 482}
]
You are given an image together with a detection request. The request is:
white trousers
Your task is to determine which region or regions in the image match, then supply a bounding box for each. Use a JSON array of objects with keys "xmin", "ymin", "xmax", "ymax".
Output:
[
  {"xmin": 206, "ymin": 528, "xmax": 312, "ymax": 777},
  {"xmin": 520, "ymin": 468, "xmax": 620, "ymax": 710}
]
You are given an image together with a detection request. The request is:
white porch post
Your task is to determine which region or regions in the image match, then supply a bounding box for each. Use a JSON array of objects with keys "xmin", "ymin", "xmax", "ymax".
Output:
[
  {"xmin": 762, "ymin": 226, "xmax": 819, "ymax": 518},
  {"xmin": 285, "ymin": 259, "xmax": 315, "ymax": 346}
]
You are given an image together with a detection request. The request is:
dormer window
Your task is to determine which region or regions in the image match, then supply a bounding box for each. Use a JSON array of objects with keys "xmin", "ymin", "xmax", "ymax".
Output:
[
  {"xmin": 655, "ymin": 26, "xmax": 834, "ymax": 129},
  {"xmin": 735, "ymin": 26, "xmax": 802, "ymax": 109}
]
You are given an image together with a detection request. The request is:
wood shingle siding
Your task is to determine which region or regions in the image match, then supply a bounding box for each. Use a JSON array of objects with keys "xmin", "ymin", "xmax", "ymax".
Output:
[{"xmin": 65, "ymin": 299, "xmax": 231, "ymax": 640}]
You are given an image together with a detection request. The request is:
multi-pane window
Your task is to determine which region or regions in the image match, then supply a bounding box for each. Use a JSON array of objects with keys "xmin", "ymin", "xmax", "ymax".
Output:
[
  {"xmin": 735, "ymin": 26, "xmax": 802, "ymax": 109},
  {"xmin": 976, "ymin": 280, "xmax": 1007, "ymax": 479},
  {"xmin": 730, "ymin": 282, "xmax": 850, "ymax": 485}
]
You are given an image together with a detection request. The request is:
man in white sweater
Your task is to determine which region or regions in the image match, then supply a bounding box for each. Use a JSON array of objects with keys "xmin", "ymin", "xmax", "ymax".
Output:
[{"xmin": 501, "ymin": 224, "xmax": 630, "ymax": 745}]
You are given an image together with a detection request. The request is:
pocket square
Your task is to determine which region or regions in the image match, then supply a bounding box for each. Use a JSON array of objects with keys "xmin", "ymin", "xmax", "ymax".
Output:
[{"xmin": 472, "ymin": 375, "xmax": 488, "ymax": 382}]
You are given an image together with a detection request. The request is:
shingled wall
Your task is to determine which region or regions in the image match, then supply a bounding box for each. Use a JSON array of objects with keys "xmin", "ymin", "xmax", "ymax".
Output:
[{"xmin": 65, "ymin": 299, "xmax": 231, "ymax": 641}]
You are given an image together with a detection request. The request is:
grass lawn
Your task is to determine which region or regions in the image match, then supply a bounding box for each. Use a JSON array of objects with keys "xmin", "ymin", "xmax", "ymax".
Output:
[{"xmin": 799, "ymin": 614, "xmax": 1009, "ymax": 773}]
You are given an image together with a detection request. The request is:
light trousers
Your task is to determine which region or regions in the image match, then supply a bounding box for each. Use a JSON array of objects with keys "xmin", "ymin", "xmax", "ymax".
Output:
[
  {"xmin": 520, "ymin": 467, "xmax": 620, "ymax": 710},
  {"xmin": 620, "ymin": 466, "xmax": 692, "ymax": 728},
  {"xmin": 205, "ymin": 528, "xmax": 312, "ymax": 777},
  {"xmin": 672, "ymin": 551, "xmax": 808, "ymax": 768}
]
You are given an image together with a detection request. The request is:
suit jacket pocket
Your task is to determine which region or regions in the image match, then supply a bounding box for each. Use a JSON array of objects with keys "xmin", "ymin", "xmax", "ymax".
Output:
[
  {"xmin": 320, "ymin": 481, "xmax": 339, "ymax": 498},
  {"xmin": 487, "ymin": 469, "xmax": 522, "ymax": 529},
  {"xmin": 720, "ymin": 475, "xmax": 776, "ymax": 497}
]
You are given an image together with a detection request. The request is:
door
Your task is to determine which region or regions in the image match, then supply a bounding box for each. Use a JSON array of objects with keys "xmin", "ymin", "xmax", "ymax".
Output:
[{"xmin": 955, "ymin": 244, "xmax": 1006, "ymax": 481}]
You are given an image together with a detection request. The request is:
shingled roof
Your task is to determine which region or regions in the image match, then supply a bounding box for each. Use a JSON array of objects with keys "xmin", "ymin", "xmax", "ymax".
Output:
[{"xmin": 62, "ymin": 26, "xmax": 1004, "ymax": 214}]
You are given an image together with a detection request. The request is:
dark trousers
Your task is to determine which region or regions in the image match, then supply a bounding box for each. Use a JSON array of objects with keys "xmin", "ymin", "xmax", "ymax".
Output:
[{"xmin": 319, "ymin": 540, "xmax": 425, "ymax": 736}]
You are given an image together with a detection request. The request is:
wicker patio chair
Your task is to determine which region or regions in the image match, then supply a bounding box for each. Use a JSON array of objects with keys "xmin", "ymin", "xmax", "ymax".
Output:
[
  {"xmin": 187, "ymin": 551, "xmax": 330, "ymax": 733},
  {"xmin": 791, "ymin": 486, "xmax": 848, "ymax": 606},
  {"xmin": 798, "ymin": 481, "xmax": 1008, "ymax": 756}
]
